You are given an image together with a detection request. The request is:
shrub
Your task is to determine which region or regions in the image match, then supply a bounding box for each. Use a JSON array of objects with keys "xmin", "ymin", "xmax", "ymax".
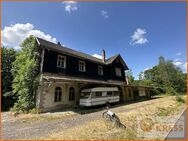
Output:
[
  {"xmin": 165, "ymin": 87, "xmax": 177, "ymax": 95},
  {"xmin": 29, "ymin": 108, "xmax": 41, "ymax": 114},
  {"xmin": 151, "ymin": 87, "xmax": 165, "ymax": 95},
  {"xmin": 175, "ymin": 96, "xmax": 185, "ymax": 103}
]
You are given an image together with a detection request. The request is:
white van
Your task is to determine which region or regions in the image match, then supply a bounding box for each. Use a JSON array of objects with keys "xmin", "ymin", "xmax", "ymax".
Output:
[{"xmin": 79, "ymin": 87, "xmax": 119, "ymax": 106}]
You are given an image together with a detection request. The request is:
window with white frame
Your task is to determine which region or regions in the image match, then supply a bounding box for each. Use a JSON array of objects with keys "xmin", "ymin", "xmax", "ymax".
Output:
[
  {"xmin": 79, "ymin": 61, "xmax": 86, "ymax": 72},
  {"xmin": 57, "ymin": 55, "xmax": 66, "ymax": 68},
  {"xmin": 115, "ymin": 67, "xmax": 122, "ymax": 77},
  {"xmin": 98, "ymin": 65, "xmax": 103, "ymax": 75}
]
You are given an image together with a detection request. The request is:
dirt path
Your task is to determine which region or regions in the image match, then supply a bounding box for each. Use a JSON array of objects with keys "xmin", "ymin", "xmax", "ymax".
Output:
[{"xmin": 1, "ymin": 96, "xmax": 176, "ymax": 140}]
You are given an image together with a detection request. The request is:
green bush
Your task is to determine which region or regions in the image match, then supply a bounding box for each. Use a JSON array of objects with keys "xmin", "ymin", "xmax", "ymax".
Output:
[
  {"xmin": 29, "ymin": 108, "xmax": 41, "ymax": 114},
  {"xmin": 165, "ymin": 87, "xmax": 177, "ymax": 95},
  {"xmin": 151, "ymin": 87, "xmax": 165, "ymax": 95},
  {"xmin": 175, "ymin": 96, "xmax": 185, "ymax": 103}
]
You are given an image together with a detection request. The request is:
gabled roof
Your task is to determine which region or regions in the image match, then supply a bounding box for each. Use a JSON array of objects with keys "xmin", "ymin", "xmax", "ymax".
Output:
[
  {"xmin": 36, "ymin": 37, "xmax": 103, "ymax": 64},
  {"xmin": 36, "ymin": 37, "xmax": 128, "ymax": 70},
  {"xmin": 106, "ymin": 54, "xmax": 129, "ymax": 70},
  {"xmin": 105, "ymin": 54, "xmax": 119, "ymax": 64}
]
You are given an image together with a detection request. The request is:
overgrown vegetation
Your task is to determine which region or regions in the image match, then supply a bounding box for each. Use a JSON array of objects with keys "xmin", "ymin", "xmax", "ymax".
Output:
[
  {"xmin": 2, "ymin": 47, "xmax": 17, "ymax": 111},
  {"xmin": 11, "ymin": 36, "xmax": 41, "ymax": 113},
  {"xmin": 40, "ymin": 96, "xmax": 185, "ymax": 140},
  {"xmin": 126, "ymin": 56, "xmax": 187, "ymax": 95},
  {"xmin": 175, "ymin": 95, "xmax": 186, "ymax": 103},
  {"xmin": 156, "ymin": 107, "xmax": 174, "ymax": 116}
]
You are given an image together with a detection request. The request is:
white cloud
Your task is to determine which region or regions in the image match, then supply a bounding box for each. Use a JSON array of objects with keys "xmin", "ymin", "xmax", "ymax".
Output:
[
  {"xmin": 63, "ymin": 1, "xmax": 78, "ymax": 13},
  {"xmin": 130, "ymin": 28, "xmax": 148, "ymax": 45},
  {"xmin": 92, "ymin": 54, "xmax": 102, "ymax": 59},
  {"xmin": 101, "ymin": 10, "xmax": 109, "ymax": 19},
  {"xmin": 173, "ymin": 60, "xmax": 187, "ymax": 73},
  {"xmin": 173, "ymin": 61, "xmax": 183, "ymax": 66},
  {"xmin": 143, "ymin": 67, "xmax": 152, "ymax": 72},
  {"xmin": 183, "ymin": 62, "xmax": 187, "ymax": 73},
  {"xmin": 2, "ymin": 23, "xmax": 57, "ymax": 50},
  {"xmin": 176, "ymin": 52, "xmax": 182, "ymax": 56}
]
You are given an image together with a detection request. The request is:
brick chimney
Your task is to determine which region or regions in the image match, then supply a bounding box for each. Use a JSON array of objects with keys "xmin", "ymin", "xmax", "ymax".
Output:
[
  {"xmin": 57, "ymin": 42, "xmax": 61, "ymax": 45},
  {"xmin": 125, "ymin": 75, "xmax": 129, "ymax": 85},
  {"xmin": 102, "ymin": 49, "xmax": 106, "ymax": 62}
]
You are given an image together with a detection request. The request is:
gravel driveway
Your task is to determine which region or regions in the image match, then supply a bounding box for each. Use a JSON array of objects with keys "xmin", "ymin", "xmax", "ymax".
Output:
[{"xmin": 2, "ymin": 97, "xmax": 168, "ymax": 140}]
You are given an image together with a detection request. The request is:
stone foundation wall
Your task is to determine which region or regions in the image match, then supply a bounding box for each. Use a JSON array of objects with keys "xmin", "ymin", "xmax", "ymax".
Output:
[{"xmin": 36, "ymin": 81, "xmax": 79, "ymax": 112}]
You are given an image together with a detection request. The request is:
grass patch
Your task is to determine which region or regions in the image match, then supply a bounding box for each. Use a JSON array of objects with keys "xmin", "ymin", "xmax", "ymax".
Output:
[
  {"xmin": 43, "ymin": 96, "xmax": 185, "ymax": 140},
  {"xmin": 116, "ymin": 128, "xmax": 138, "ymax": 140},
  {"xmin": 156, "ymin": 101, "xmax": 184, "ymax": 117},
  {"xmin": 43, "ymin": 118, "xmax": 140, "ymax": 140},
  {"xmin": 14, "ymin": 111, "xmax": 77, "ymax": 124},
  {"xmin": 34, "ymin": 96, "xmax": 187, "ymax": 140},
  {"xmin": 156, "ymin": 107, "xmax": 173, "ymax": 116}
]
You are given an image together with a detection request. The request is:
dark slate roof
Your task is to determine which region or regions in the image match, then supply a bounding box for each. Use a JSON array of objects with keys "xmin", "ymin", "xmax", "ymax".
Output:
[
  {"xmin": 105, "ymin": 54, "xmax": 119, "ymax": 64},
  {"xmin": 36, "ymin": 37, "xmax": 128, "ymax": 70}
]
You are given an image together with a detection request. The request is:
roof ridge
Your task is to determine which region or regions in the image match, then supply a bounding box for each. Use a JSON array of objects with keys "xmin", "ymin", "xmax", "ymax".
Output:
[
  {"xmin": 35, "ymin": 37, "xmax": 128, "ymax": 70},
  {"xmin": 36, "ymin": 37, "xmax": 104, "ymax": 62}
]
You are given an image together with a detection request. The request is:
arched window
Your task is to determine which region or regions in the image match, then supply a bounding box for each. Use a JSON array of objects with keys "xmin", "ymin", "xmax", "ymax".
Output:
[
  {"xmin": 54, "ymin": 87, "xmax": 62, "ymax": 102},
  {"xmin": 69, "ymin": 87, "xmax": 75, "ymax": 101}
]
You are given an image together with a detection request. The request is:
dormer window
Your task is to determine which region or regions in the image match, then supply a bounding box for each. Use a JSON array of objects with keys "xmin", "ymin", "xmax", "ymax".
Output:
[
  {"xmin": 79, "ymin": 61, "xmax": 86, "ymax": 72},
  {"xmin": 98, "ymin": 65, "xmax": 103, "ymax": 75},
  {"xmin": 57, "ymin": 55, "xmax": 66, "ymax": 68},
  {"xmin": 115, "ymin": 67, "xmax": 121, "ymax": 77}
]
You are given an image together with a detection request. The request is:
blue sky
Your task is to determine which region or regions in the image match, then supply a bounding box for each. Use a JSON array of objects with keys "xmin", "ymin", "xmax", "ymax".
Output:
[{"xmin": 2, "ymin": 1, "xmax": 187, "ymax": 79}]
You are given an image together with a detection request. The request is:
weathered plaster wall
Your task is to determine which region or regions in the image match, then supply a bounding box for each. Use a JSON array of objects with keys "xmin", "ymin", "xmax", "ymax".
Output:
[{"xmin": 38, "ymin": 82, "xmax": 79, "ymax": 111}]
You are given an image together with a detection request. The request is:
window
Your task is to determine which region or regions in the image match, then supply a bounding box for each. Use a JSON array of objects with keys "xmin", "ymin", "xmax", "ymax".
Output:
[
  {"xmin": 107, "ymin": 91, "xmax": 112, "ymax": 96},
  {"xmin": 79, "ymin": 61, "xmax": 86, "ymax": 72},
  {"xmin": 113, "ymin": 91, "xmax": 119, "ymax": 96},
  {"xmin": 57, "ymin": 55, "xmax": 66, "ymax": 68},
  {"xmin": 54, "ymin": 87, "xmax": 62, "ymax": 102},
  {"xmin": 81, "ymin": 92, "xmax": 90, "ymax": 99},
  {"xmin": 98, "ymin": 66, "xmax": 103, "ymax": 75},
  {"xmin": 115, "ymin": 67, "xmax": 122, "ymax": 77},
  {"xmin": 139, "ymin": 90, "xmax": 146, "ymax": 96},
  {"xmin": 69, "ymin": 87, "xmax": 75, "ymax": 101},
  {"xmin": 95, "ymin": 92, "xmax": 102, "ymax": 97}
]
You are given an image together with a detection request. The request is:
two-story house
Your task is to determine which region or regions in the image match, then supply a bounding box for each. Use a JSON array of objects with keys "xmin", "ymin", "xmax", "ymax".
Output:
[{"xmin": 35, "ymin": 37, "xmax": 129, "ymax": 111}]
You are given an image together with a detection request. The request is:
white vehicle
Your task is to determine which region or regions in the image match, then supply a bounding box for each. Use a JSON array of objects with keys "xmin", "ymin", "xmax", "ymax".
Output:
[{"xmin": 80, "ymin": 87, "xmax": 120, "ymax": 106}]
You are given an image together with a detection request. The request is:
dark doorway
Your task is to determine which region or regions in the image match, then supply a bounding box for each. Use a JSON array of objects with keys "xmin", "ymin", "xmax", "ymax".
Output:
[
  {"xmin": 118, "ymin": 86, "xmax": 124, "ymax": 102},
  {"xmin": 133, "ymin": 89, "xmax": 139, "ymax": 101}
]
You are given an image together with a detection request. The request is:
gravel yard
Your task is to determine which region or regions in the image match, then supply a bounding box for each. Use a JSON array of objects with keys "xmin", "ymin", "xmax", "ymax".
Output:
[{"xmin": 1, "ymin": 96, "xmax": 186, "ymax": 140}]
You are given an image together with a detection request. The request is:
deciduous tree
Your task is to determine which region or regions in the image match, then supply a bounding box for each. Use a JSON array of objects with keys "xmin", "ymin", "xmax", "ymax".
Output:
[{"xmin": 12, "ymin": 36, "xmax": 41, "ymax": 112}]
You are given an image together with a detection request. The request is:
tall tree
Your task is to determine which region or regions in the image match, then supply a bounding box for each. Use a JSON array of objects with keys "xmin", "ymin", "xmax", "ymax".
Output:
[
  {"xmin": 12, "ymin": 36, "xmax": 41, "ymax": 112},
  {"xmin": 143, "ymin": 56, "xmax": 186, "ymax": 94},
  {"xmin": 2, "ymin": 47, "xmax": 16, "ymax": 110}
]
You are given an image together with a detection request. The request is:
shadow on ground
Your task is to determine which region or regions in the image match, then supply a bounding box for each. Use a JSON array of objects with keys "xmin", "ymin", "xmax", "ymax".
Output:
[{"xmin": 46, "ymin": 96, "xmax": 162, "ymax": 115}]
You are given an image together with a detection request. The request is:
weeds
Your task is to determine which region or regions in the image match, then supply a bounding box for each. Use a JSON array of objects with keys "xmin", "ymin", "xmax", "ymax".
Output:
[
  {"xmin": 29, "ymin": 108, "xmax": 41, "ymax": 114},
  {"xmin": 157, "ymin": 107, "xmax": 172, "ymax": 116},
  {"xmin": 175, "ymin": 95, "xmax": 185, "ymax": 103}
]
